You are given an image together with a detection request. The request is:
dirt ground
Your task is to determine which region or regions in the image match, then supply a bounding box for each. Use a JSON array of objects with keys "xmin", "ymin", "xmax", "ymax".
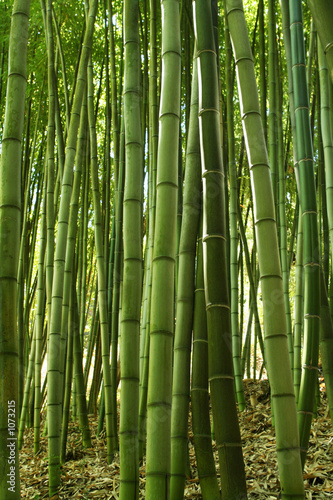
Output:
[{"xmin": 20, "ymin": 380, "xmax": 333, "ymax": 499}]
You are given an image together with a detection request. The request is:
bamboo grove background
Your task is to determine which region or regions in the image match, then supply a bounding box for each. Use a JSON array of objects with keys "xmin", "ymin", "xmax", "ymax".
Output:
[{"xmin": 0, "ymin": 0, "xmax": 333, "ymax": 498}]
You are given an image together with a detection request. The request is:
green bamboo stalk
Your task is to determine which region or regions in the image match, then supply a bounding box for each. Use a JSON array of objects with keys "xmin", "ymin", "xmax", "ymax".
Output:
[
  {"xmin": 34, "ymin": 170, "xmax": 47, "ymax": 454},
  {"xmin": 139, "ymin": 0, "xmax": 158, "ymax": 385},
  {"xmin": 0, "ymin": 1, "xmax": 30, "ymax": 497},
  {"xmin": 319, "ymin": 270, "xmax": 333, "ymax": 425},
  {"xmin": 194, "ymin": 0, "xmax": 247, "ymax": 496},
  {"xmin": 79, "ymin": 154, "xmax": 89, "ymax": 344},
  {"xmin": 72, "ymin": 283, "xmax": 91, "ymax": 448},
  {"xmin": 52, "ymin": 6, "xmax": 70, "ymax": 130},
  {"xmin": 44, "ymin": 0, "xmax": 56, "ymax": 340},
  {"xmin": 119, "ymin": 0, "xmax": 143, "ymax": 495},
  {"xmin": 170, "ymin": 49, "xmax": 202, "ymax": 499},
  {"xmin": 107, "ymin": 0, "xmax": 120, "ymax": 190},
  {"xmin": 276, "ymin": 58, "xmax": 294, "ymax": 373},
  {"xmin": 47, "ymin": 2, "xmax": 98, "ymax": 495},
  {"xmin": 268, "ymin": 0, "xmax": 278, "ymax": 207},
  {"xmin": 138, "ymin": 0, "xmax": 159, "ymax": 461},
  {"xmin": 59, "ymin": 89, "xmax": 87, "ymax": 418},
  {"xmin": 145, "ymin": 0, "xmax": 181, "ymax": 495},
  {"xmin": 60, "ymin": 282, "xmax": 74, "ymax": 464},
  {"xmin": 17, "ymin": 87, "xmax": 44, "ymax": 414},
  {"xmin": 289, "ymin": 0, "xmax": 321, "ymax": 469},
  {"xmin": 18, "ymin": 323, "xmax": 36, "ymax": 449},
  {"xmin": 226, "ymin": 0, "xmax": 305, "ymax": 496},
  {"xmin": 258, "ymin": 0, "xmax": 267, "ymax": 139},
  {"xmin": 307, "ymin": 0, "xmax": 333, "ymax": 83},
  {"xmin": 318, "ymin": 39, "xmax": 333, "ymax": 275},
  {"xmin": 238, "ymin": 207, "xmax": 265, "ymax": 364},
  {"xmin": 293, "ymin": 205, "xmax": 303, "ymax": 403},
  {"xmin": 88, "ymin": 46, "xmax": 114, "ymax": 463},
  {"xmin": 224, "ymin": 1, "xmax": 246, "ymax": 410},
  {"xmin": 191, "ymin": 229, "xmax": 221, "ymax": 500},
  {"xmin": 110, "ymin": 120, "xmax": 125, "ymax": 450}
]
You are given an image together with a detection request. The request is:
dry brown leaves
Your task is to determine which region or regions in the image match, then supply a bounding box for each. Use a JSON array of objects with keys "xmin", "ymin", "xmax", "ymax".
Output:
[{"xmin": 20, "ymin": 382, "xmax": 332, "ymax": 499}]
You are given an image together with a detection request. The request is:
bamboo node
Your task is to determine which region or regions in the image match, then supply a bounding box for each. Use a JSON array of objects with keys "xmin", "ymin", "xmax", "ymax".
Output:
[
  {"xmin": 198, "ymin": 107, "xmax": 219, "ymax": 116},
  {"xmin": 155, "ymin": 180, "xmax": 178, "ymax": 189},
  {"xmin": 226, "ymin": 7, "xmax": 243, "ymax": 16},
  {"xmin": 254, "ymin": 216, "xmax": 277, "ymax": 225},
  {"xmin": 241, "ymin": 109, "xmax": 260, "ymax": 120},
  {"xmin": 192, "ymin": 338, "xmax": 209, "ymax": 345},
  {"xmin": 259, "ymin": 273, "xmax": 283, "ymax": 281},
  {"xmin": 304, "ymin": 313, "xmax": 321, "ymax": 319},
  {"xmin": 149, "ymin": 329, "xmax": 173, "ymax": 338},
  {"xmin": 209, "ymin": 374, "xmax": 234, "ymax": 382},
  {"xmin": 217, "ymin": 442, "xmax": 242, "ymax": 449},
  {"xmin": 301, "ymin": 364, "xmax": 319, "ymax": 371},
  {"xmin": 324, "ymin": 41, "xmax": 333, "ymax": 56},
  {"xmin": 202, "ymin": 169, "xmax": 224, "ymax": 177},
  {"xmin": 206, "ymin": 302, "xmax": 230, "ymax": 311},
  {"xmin": 276, "ymin": 445, "xmax": 300, "ymax": 453},
  {"xmin": 271, "ymin": 392, "xmax": 295, "ymax": 398},
  {"xmin": 202, "ymin": 233, "xmax": 226, "ymax": 242},
  {"xmin": 235, "ymin": 55, "xmax": 253, "ymax": 65},
  {"xmin": 191, "ymin": 387, "xmax": 209, "ymax": 393},
  {"xmin": 196, "ymin": 48, "xmax": 217, "ymax": 57},
  {"xmin": 297, "ymin": 410, "xmax": 313, "ymax": 416}
]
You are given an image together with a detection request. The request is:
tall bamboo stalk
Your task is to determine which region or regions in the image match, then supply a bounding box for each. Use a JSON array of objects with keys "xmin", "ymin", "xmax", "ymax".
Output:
[
  {"xmin": 289, "ymin": 0, "xmax": 321, "ymax": 468},
  {"xmin": 0, "ymin": 1, "xmax": 30, "ymax": 497},
  {"xmin": 194, "ymin": 0, "xmax": 247, "ymax": 496},
  {"xmin": 224, "ymin": 1, "xmax": 246, "ymax": 409},
  {"xmin": 225, "ymin": 0, "xmax": 305, "ymax": 496},
  {"xmin": 145, "ymin": 0, "xmax": 181, "ymax": 496},
  {"xmin": 119, "ymin": 0, "xmax": 143, "ymax": 495},
  {"xmin": 170, "ymin": 47, "xmax": 202, "ymax": 499},
  {"xmin": 47, "ymin": 2, "xmax": 98, "ymax": 494}
]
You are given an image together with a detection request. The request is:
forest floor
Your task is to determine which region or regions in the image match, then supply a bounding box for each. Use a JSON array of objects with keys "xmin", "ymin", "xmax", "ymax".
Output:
[{"xmin": 20, "ymin": 380, "xmax": 333, "ymax": 499}]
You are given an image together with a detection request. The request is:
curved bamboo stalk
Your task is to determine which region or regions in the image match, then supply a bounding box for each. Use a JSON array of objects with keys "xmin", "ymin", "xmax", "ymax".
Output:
[
  {"xmin": 224, "ymin": 2, "xmax": 246, "ymax": 409},
  {"xmin": 225, "ymin": 0, "xmax": 305, "ymax": 496}
]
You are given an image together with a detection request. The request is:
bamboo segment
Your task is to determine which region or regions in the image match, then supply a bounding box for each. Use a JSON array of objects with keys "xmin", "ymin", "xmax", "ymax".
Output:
[{"xmin": 225, "ymin": 0, "xmax": 305, "ymax": 497}]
